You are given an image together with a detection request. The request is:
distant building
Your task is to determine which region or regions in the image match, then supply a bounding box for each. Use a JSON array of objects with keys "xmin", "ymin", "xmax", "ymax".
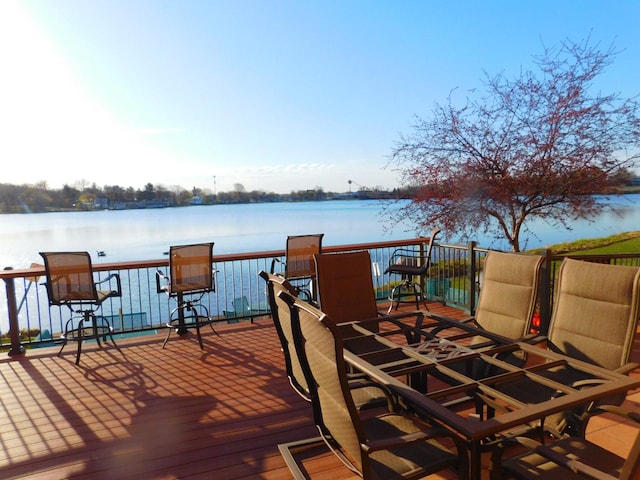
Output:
[
  {"xmin": 190, "ymin": 196, "xmax": 203, "ymax": 205},
  {"xmin": 94, "ymin": 197, "xmax": 109, "ymax": 209}
]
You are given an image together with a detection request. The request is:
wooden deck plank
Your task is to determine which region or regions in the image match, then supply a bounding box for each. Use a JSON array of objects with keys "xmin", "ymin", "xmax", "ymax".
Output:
[{"xmin": 0, "ymin": 301, "xmax": 636, "ymax": 480}]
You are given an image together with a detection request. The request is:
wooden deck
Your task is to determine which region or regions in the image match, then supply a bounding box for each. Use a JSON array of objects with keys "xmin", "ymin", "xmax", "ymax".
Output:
[{"xmin": 0, "ymin": 301, "xmax": 638, "ymax": 480}]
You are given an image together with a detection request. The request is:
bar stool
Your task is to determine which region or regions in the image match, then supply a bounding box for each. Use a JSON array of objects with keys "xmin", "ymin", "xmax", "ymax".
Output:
[{"xmin": 385, "ymin": 226, "xmax": 440, "ymax": 312}]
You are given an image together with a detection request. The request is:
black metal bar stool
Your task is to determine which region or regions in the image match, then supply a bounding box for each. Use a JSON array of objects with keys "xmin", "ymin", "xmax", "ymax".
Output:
[{"xmin": 384, "ymin": 226, "xmax": 440, "ymax": 313}]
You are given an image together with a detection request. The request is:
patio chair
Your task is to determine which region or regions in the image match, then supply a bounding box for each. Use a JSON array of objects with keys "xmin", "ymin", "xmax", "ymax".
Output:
[
  {"xmin": 422, "ymin": 251, "xmax": 544, "ymax": 398},
  {"xmin": 491, "ymin": 405, "xmax": 640, "ymax": 480},
  {"xmin": 40, "ymin": 251, "xmax": 122, "ymax": 365},
  {"xmin": 259, "ymin": 270, "xmax": 389, "ymax": 410},
  {"xmin": 259, "ymin": 271, "xmax": 313, "ymax": 399},
  {"xmin": 156, "ymin": 242, "xmax": 217, "ymax": 350},
  {"xmin": 495, "ymin": 258, "xmax": 640, "ymax": 439},
  {"xmin": 539, "ymin": 258, "xmax": 640, "ymax": 437},
  {"xmin": 438, "ymin": 250, "xmax": 544, "ymax": 344},
  {"xmin": 470, "ymin": 251, "xmax": 544, "ymax": 341},
  {"xmin": 270, "ymin": 233, "xmax": 324, "ymax": 302},
  {"xmin": 278, "ymin": 290, "xmax": 468, "ymax": 480},
  {"xmin": 313, "ymin": 250, "xmax": 421, "ymax": 346},
  {"xmin": 385, "ymin": 226, "xmax": 441, "ymax": 312}
]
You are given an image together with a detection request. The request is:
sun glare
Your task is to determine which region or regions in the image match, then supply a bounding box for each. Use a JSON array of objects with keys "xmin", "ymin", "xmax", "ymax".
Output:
[{"xmin": 0, "ymin": 1, "xmax": 175, "ymax": 188}]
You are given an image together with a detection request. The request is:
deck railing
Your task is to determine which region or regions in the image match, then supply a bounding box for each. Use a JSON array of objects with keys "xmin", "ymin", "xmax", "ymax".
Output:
[
  {"xmin": 2, "ymin": 239, "xmax": 640, "ymax": 355},
  {"xmin": 1, "ymin": 238, "xmax": 470, "ymax": 353}
]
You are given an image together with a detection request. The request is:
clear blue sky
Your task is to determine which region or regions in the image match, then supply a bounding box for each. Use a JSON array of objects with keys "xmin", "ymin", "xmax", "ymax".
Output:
[{"xmin": 1, "ymin": 0, "xmax": 638, "ymax": 194}]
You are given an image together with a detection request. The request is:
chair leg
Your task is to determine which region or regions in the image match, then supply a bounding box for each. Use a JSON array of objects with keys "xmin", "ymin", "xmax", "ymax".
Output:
[
  {"xmin": 388, "ymin": 280, "xmax": 430, "ymax": 313},
  {"xmin": 57, "ymin": 339, "xmax": 67, "ymax": 357},
  {"xmin": 92, "ymin": 314, "xmax": 103, "ymax": 348},
  {"xmin": 412, "ymin": 283, "xmax": 429, "ymax": 311},
  {"xmin": 162, "ymin": 303, "xmax": 218, "ymax": 350},
  {"xmin": 101, "ymin": 317, "xmax": 121, "ymax": 351},
  {"xmin": 387, "ymin": 284, "xmax": 402, "ymax": 313},
  {"xmin": 195, "ymin": 309, "xmax": 219, "ymax": 349},
  {"xmin": 209, "ymin": 321, "xmax": 219, "ymax": 336},
  {"xmin": 58, "ymin": 319, "xmax": 71, "ymax": 357},
  {"xmin": 75, "ymin": 338, "xmax": 83, "ymax": 365},
  {"xmin": 162, "ymin": 306, "xmax": 182, "ymax": 349},
  {"xmin": 74, "ymin": 317, "xmax": 85, "ymax": 365},
  {"xmin": 278, "ymin": 437, "xmax": 326, "ymax": 480},
  {"xmin": 195, "ymin": 319, "xmax": 204, "ymax": 350},
  {"xmin": 162, "ymin": 325, "xmax": 172, "ymax": 349}
]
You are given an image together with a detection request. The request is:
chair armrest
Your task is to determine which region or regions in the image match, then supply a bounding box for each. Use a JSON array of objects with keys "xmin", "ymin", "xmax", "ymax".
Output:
[
  {"xmin": 347, "ymin": 378, "xmax": 396, "ymax": 411},
  {"xmin": 362, "ymin": 424, "xmax": 464, "ymax": 454},
  {"xmin": 96, "ymin": 273, "xmax": 121, "ymax": 296},
  {"xmin": 156, "ymin": 269, "xmax": 169, "ymax": 294},
  {"xmin": 338, "ymin": 311, "xmax": 423, "ymax": 343},
  {"xmin": 508, "ymin": 436, "xmax": 618, "ymax": 480},
  {"xmin": 518, "ymin": 332, "xmax": 541, "ymax": 342},
  {"xmin": 336, "ymin": 312, "xmax": 421, "ymax": 329},
  {"xmin": 422, "ymin": 312, "xmax": 476, "ymax": 337},
  {"xmin": 363, "ymin": 428, "xmax": 440, "ymax": 452},
  {"xmin": 387, "ymin": 247, "xmax": 422, "ymax": 264},
  {"xmin": 614, "ymin": 362, "xmax": 638, "ymax": 375},
  {"xmin": 521, "ymin": 334, "xmax": 548, "ymax": 345},
  {"xmin": 379, "ymin": 310, "xmax": 424, "ymax": 332},
  {"xmin": 270, "ymin": 257, "xmax": 285, "ymax": 274},
  {"xmin": 583, "ymin": 404, "xmax": 640, "ymax": 427},
  {"xmin": 384, "ymin": 248, "xmax": 427, "ymax": 276}
]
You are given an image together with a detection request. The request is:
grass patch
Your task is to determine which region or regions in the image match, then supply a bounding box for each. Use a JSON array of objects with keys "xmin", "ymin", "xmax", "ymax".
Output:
[{"xmin": 527, "ymin": 231, "xmax": 640, "ymax": 255}]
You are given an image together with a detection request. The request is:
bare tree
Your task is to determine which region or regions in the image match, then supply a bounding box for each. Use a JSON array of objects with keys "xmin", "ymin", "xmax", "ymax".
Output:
[{"xmin": 387, "ymin": 38, "xmax": 640, "ymax": 251}]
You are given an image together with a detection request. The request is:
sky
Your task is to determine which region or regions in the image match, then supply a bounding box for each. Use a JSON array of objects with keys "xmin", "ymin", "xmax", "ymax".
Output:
[{"xmin": 1, "ymin": 1, "xmax": 639, "ymax": 195}]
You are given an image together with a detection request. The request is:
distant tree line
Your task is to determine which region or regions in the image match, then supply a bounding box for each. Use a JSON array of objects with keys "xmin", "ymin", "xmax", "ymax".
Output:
[{"xmin": 0, "ymin": 181, "xmax": 404, "ymax": 214}]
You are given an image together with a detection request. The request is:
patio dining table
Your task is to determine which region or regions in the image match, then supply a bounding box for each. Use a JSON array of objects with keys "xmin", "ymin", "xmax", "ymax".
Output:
[{"xmin": 342, "ymin": 314, "xmax": 640, "ymax": 480}]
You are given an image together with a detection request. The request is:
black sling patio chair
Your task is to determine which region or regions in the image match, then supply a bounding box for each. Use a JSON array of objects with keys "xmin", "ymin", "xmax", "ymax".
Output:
[
  {"xmin": 277, "ymin": 289, "xmax": 468, "ymax": 480},
  {"xmin": 156, "ymin": 242, "xmax": 218, "ymax": 350},
  {"xmin": 314, "ymin": 250, "xmax": 422, "ymax": 348},
  {"xmin": 40, "ymin": 251, "xmax": 122, "ymax": 365},
  {"xmin": 259, "ymin": 270, "xmax": 390, "ymax": 411},
  {"xmin": 270, "ymin": 233, "xmax": 324, "ymax": 302}
]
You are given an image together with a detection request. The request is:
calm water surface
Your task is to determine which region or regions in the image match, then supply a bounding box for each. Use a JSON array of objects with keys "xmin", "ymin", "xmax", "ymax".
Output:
[
  {"xmin": 1, "ymin": 197, "xmax": 639, "ymax": 269},
  {"xmin": 0, "ymin": 200, "xmax": 407, "ymax": 268}
]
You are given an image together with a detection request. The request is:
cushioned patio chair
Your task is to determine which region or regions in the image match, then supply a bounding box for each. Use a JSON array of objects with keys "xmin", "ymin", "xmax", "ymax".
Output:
[
  {"xmin": 156, "ymin": 242, "xmax": 217, "ymax": 350},
  {"xmin": 271, "ymin": 233, "xmax": 324, "ymax": 301},
  {"xmin": 495, "ymin": 257, "xmax": 640, "ymax": 439},
  {"xmin": 259, "ymin": 270, "xmax": 390, "ymax": 411},
  {"xmin": 430, "ymin": 250, "xmax": 544, "ymax": 346},
  {"xmin": 278, "ymin": 290, "xmax": 468, "ymax": 480},
  {"xmin": 539, "ymin": 258, "xmax": 640, "ymax": 437},
  {"xmin": 384, "ymin": 226, "xmax": 441, "ymax": 312},
  {"xmin": 492, "ymin": 405, "xmax": 640, "ymax": 480},
  {"xmin": 40, "ymin": 251, "xmax": 122, "ymax": 365},
  {"xmin": 420, "ymin": 251, "xmax": 544, "ymax": 401},
  {"xmin": 468, "ymin": 251, "xmax": 544, "ymax": 341}
]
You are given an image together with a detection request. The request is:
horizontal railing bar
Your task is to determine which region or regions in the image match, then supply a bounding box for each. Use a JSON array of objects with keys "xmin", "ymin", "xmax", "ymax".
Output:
[{"xmin": 0, "ymin": 238, "xmax": 436, "ymax": 280}]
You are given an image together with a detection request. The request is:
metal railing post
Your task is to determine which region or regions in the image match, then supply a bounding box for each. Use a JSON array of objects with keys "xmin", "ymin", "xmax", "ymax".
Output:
[
  {"xmin": 3, "ymin": 267, "xmax": 25, "ymax": 356},
  {"xmin": 418, "ymin": 241, "xmax": 426, "ymax": 294},
  {"xmin": 538, "ymin": 250, "xmax": 552, "ymax": 336},
  {"xmin": 468, "ymin": 241, "xmax": 477, "ymax": 315}
]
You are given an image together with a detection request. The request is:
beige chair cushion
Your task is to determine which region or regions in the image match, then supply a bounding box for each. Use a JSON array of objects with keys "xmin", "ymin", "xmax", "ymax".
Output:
[
  {"xmin": 548, "ymin": 258, "xmax": 640, "ymax": 369},
  {"xmin": 475, "ymin": 251, "xmax": 544, "ymax": 340}
]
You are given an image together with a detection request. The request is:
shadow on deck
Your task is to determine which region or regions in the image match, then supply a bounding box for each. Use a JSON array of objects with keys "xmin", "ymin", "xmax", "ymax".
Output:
[{"xmin": 0, "ymin": 301, "xmax": 637, "ymax": 480}]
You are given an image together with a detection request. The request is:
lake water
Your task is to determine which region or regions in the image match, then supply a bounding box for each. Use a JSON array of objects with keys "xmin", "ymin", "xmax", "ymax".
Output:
[{"xmin": 1, "ymin": 196, "xmax": 639, "ymax": 269}]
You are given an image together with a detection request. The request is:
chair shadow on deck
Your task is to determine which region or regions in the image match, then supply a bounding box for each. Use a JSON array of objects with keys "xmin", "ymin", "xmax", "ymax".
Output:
[{"xmin": 0, "ymin": 324, "xmax": 313, "ymax": 480}]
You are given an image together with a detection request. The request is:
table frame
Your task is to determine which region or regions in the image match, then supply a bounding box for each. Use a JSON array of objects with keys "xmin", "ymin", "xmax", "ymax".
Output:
[{"xmin": 342, "ymin": 314, "xmax": 640, "ymax": 480}]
